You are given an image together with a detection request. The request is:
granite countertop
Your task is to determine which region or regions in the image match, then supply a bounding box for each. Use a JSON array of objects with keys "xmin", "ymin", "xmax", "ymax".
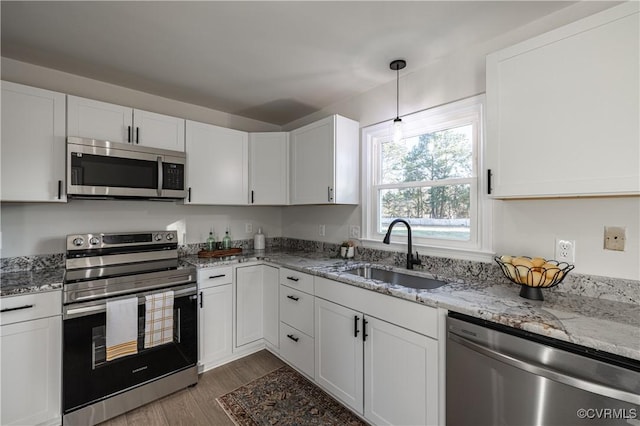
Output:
[
  {"xmin": 3, "ymin": 250, "xmax": 638, "ymax": 363},
  {"xmin": 0, "ymin": 268, "xmax": 64, "ymax": 297},
  {"xmin": 184, "ymin": 250, "xmax": 640, "ymax": 362}
]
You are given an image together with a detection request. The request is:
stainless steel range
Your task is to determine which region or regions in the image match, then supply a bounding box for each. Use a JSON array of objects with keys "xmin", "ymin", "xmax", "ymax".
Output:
[{"xmin": 62, "ymin": 231, "xmax": 198, "ymax": 425}]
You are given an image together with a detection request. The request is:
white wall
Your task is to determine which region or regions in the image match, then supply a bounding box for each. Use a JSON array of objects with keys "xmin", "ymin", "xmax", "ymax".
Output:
[
  {"xmin": 0, "ymin": 200, "xmax": 282, "ymax": 257},
  {"xmin": 280, "ymin": 2, "xmax": 640, "ymax": 281}
]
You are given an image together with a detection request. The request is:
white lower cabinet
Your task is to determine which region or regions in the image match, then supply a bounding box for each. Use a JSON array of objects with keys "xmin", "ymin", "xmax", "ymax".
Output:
[
  {"xmin": 0, "ymin": 291, "xmax": 62, "ymax": 426},
  {"xmin": 314, "ymin": 277, "xmax": 439, "ymax": 426},
  {"xmin": 315, "ymin": 298, "xmax": 363, "ymax": 412},
  {"xmin": 278, "ymin": 269, "xmax": 315, "ymax": 378},
  {"xmin": 364, "ymin": 316, "xmax": 438, "ymax": 426},
  {"xmin": 199, "ymin": 284, "xmax": 233, "ymax": 370},
  {"xmin": 235, "ymin": 264, "xmax": 279, "ymax": 349},
  {"xmin": 198, "ymin": 266, "xmax": 233, "ymax": 371}
]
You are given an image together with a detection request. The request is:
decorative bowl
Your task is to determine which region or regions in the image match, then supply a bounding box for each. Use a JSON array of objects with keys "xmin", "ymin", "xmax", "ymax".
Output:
[{"xmin": 494, "ymin": 256, "xmax": 574, "ymax": 301}]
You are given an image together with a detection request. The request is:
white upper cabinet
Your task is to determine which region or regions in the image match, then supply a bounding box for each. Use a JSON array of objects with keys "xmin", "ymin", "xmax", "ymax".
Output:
[
  {"xmin": 67, "ymin": 95, "xmax": 185, "ymax": 151},
  {"xmin": 185, "ymin": 120, "xmax": 248, "ymax": 205},
  {"xmin": 133, "ymin": 109, "xmax": 185, "ymax": 151},
  {"xmin": 249, "ymin": 132, "xmax": 289, "ymax": 205},
  {"xmin": 486, "ymin": 3, "xmax": 639, "ymax": 198},
  {"xmin": 67, "ymin": 95, "xmax": 132, "ymax": 143},
  {"xmin": 290, "ymin": 114, "xmax": 359, "ymax": 205},
  {"xmin": 1, "ymin": 81, "xmax": 66, "ymax": 202}
]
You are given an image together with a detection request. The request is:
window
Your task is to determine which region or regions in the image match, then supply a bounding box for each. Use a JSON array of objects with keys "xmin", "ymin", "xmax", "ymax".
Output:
[{"xmin": 362, "ymin": 95, "xmax": 490, "ymax": 255}]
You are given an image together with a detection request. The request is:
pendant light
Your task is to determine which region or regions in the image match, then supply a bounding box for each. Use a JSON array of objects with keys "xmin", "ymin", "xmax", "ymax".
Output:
[{"xmin": 390, "ymin": 59, "xmax": 406, "ymax": 143}]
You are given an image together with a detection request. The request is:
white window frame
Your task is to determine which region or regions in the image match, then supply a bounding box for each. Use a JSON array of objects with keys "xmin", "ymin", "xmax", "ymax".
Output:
[{"xmin": 361, "ymin": 95, "xmax": 493, "ymax": 262}]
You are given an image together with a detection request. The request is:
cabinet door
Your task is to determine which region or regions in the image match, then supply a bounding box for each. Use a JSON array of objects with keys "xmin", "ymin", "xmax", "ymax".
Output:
[
  {"xmin": 249, "ymin": 132, "xmax": 289, "ymax": 205},
  {"xmin": 67, "ymin": 95, "xmax": 133, "ymax": 143},
  {"xmin": 1, "ymin": 81, "xmax": 66, "ymax": 202},
  {"xmin": 364, "ymin": 316, "xmax": 439, "ymax": 426},
  {"xmin": 314, "ymin": 298, "xmax": 363, "ymax": 414},
  {"xmin": 133, "ymin": 109, "xmax": 185, "ymax": 151},
  {"xmin": 1, "ymin": 316, "xmax": 61, "ymax": 426},
  {"xmin": 290, "ymin": 116, "xmax": 334, "ymax": 204},
  {"xmin": 185, "ymin": 120, "xmax": 249, "ymax": 205},
  {"xmin": 235, "ymin": 265, "xmax": 264, "ymax": 347},
  {"xmin": 199, "ymin": 284, "xmax": 233, "ymax": 368},
  {"xmin": 486, "ymin": 3, "xmax": 639, "ymax": 198},
  {"xmin": 262, "ymin": 265, "xmax": 279, "ymax": 348}
]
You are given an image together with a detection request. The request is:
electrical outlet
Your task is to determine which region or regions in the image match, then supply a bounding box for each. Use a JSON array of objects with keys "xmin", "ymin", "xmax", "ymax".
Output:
[
  {"xmin": 245, "ymin": 223, "xmax": 253, "ymax": 233},
  {"xmin": 555, "ymin": 239, "xmax": 575, "ymax": 263},
  {"xmin": 319, "ymin": 224, "xmax": 326, "ymax": 237},
  {"xmin": 349, "ymin": 225, "xmax": 360, "ymax": 239},
  {"xmin": 604, "ymin": 226, "xmax": 626, "ymax": 251}
]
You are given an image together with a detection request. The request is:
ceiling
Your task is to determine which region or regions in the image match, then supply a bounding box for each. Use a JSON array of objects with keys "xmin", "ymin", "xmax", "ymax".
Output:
[{"xmin": 1, "ymin": 1, "xmax": 577, "ymax": 125}]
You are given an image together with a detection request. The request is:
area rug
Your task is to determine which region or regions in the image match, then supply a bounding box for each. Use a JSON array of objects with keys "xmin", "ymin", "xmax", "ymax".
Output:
[{"xmin": 216, "ymin": 365, "xmax": 368, "ymax": 425}]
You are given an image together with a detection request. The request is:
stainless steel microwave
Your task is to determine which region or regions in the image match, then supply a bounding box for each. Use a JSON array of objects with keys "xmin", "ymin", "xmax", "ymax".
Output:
[{"xmin": 66, "ymin": 137, "xmax": 186, "ymax": 199}]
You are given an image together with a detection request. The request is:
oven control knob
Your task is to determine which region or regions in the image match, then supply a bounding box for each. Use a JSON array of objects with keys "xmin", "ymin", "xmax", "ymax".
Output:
[
  {"xmin": 154, "ymin": 234, "xmax": 163, "ymax": 241},
  {"xmin": 166, "ymin": 233, "xmax": 174, "ymax": 241},
  {"xmin": 89, "ymin": 237, "xmax": 100, "ymax": 245},
  {"xmin": 72, "ymin": 237, "xmax": 84, "ymax": 247}
]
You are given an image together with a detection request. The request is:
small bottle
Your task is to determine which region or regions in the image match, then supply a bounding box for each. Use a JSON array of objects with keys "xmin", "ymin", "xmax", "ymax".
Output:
[
  {"xmin": 254, "ymin": 227, "xmax": 265, "ymax": 250},
  {"xmin": 222, "ymin": 230, "xmax": 232, "ymax": 250},
  {"xmin": 206, "ymin": 230, "xmax": 216, "ymax": 251}
]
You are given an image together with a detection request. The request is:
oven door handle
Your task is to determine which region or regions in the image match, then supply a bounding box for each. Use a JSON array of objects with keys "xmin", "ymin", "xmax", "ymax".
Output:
[{"xmin": 64, "ymin": 285, "xmax": 197, "ymax": 319}]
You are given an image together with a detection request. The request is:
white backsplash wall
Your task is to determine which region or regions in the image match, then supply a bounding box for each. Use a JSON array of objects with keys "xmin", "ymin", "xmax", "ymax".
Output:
[
  {"xmin": 281, "ymin": 204, "xmax": 361, "ymax": 244},
  {"xmin": 0, "ymin": 200, "xmax": 282, "ymax": 257},
  {"xmin": 493, "ymin": 197, "xmax": 640, "ymax": 281}
]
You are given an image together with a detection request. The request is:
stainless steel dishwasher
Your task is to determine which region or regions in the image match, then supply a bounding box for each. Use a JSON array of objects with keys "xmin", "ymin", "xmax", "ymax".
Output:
[{"xmin": 446, "ymin": 312, "xmax": 640, "ymax": 426}]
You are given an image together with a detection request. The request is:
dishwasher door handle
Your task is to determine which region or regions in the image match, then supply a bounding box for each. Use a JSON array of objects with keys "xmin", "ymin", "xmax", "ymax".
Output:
[{"xmin": 449, "ymin": 333, "xmax": 640, "ymax": 405}]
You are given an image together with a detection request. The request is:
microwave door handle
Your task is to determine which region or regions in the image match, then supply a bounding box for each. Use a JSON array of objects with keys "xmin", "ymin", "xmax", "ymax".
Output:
[{"xmin": 157, "ymin": 156, "xmax": 163, "ymax": 197}]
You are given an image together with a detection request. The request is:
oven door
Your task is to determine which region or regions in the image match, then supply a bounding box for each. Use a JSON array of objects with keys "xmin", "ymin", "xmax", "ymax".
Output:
[
  {"xmin": 62, "ymin": 284, "xmax": 197, "ymax": 415},
  {"xmin": 66, "ymin": 137, "xmax": 185, "ymax": 199}
]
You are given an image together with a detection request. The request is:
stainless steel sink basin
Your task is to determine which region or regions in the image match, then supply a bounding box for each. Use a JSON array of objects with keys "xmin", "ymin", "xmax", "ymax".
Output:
[{"xmin": 345, "ymin": 266, "xmax": 447, "ymax": 290}]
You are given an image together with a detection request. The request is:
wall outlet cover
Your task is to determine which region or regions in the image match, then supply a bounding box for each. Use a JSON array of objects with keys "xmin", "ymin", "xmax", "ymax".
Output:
[
  {"xmin": 319, "ymin": 224, "xmax": 326, "ymax": 237},
  {"xmin": 245, "ymin": 223, "xmax": 253, "ymax": 233},
  {"xmin": 555, "ymin": 238, "xmax": 576, "ymax": 263},
  {"xmin": 349, "ymin": 225, "xmax": 360, "ymax": 239},
  {"xmin": 604, "ymin": 226, "xmax": 626, "ymax": 251}
]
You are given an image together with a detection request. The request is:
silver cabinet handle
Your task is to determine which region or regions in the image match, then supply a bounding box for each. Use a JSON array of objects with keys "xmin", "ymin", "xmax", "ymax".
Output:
[{"xmin": 449, "ymin": 333, "xmax": 640, "ymax": 405}]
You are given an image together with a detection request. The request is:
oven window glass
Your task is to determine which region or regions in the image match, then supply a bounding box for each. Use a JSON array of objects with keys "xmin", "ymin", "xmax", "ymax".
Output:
[
  {"xmin": 71, "ymin": 153, "xmax": 158, "ymax": 189},
  {"xmin": 63, "ymin": 295, "xmax": 196, "ymax": 413}
]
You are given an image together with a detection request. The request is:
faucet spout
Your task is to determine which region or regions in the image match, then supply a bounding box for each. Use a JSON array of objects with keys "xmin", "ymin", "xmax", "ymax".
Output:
[{"xmin": 382, "ymin": 219, "xmax": 422, "ymax": 270}]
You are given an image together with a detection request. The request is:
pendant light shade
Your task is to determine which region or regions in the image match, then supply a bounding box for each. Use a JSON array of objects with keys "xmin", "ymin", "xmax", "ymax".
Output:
[{"xmin": 390, "ymin": 59, "xmax": 406, "ymax": 143}]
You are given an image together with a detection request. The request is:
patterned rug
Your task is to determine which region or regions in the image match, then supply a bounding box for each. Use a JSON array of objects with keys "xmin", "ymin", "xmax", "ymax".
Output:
[{"xmin": 216, "ymin": 365, "xmax": 368, "ymax": 425}]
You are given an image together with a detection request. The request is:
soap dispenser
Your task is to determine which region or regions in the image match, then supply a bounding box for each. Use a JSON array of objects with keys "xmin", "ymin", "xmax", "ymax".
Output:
[
  {"xmin": 254, "ymin": 227, "xmax": 265, "ymax": 250},
  {"xmin": 206, "ymin": 230, "xmax": 216, "ymax": 251},
  {"xmin": 222, "ymin": 229, "xmax": 232, "ymax": 250}
]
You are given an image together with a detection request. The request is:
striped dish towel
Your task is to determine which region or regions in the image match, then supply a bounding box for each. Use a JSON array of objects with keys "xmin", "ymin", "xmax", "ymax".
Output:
[
  {"xmin": 144, "ymin": 290, "xmax": 174, "ymax": 349},
  {"xmin": 106, "ymin": 297, "xmax": 138, "ymax": 361}
]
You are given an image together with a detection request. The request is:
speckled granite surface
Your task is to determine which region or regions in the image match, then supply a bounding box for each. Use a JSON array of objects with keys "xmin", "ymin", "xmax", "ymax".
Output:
[
  {"xmin": 183, "ymin": 250, "xmax": 640, "ymax": 362},
  {"xmin": 2, "ymin": 240, "xmax": 638, "ymax": 362},
  {"xmin": 0, "ymin": 268, "xmax": 63, "ymax": 297}
]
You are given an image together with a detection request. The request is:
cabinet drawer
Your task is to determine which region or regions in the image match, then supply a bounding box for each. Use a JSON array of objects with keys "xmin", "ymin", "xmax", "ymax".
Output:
[
  {"xmin": 0, "ymin": 291, "xmax": 62, "ymax": 325},
  {"xmin": 280, "ymin": 287, "xmax": 314, "ymax": 337},
  {"xmin": 279, "ymin": 322, "xmax": 314, "ymax": 378},
  {"xmin": 197, "ymin": 266, "xmax": 233, "ymax": 289},
  {"xmin": 279, "ymin": 268, "xmax": 314, "ymax": 294}
]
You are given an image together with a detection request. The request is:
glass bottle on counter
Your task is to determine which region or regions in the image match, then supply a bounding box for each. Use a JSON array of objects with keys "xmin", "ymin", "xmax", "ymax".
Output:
[
  {"xmin": 206, "ymin": 230, "xmax": 216, "ymax": 251},
  {"xmin": 222, "ymin": 230, "xmax": 232, "ymax": 250}
]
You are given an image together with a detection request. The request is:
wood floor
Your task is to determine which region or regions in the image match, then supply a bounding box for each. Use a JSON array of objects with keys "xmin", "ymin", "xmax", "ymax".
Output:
[{"xmin": 101, "ymin": 350, "xmax": 286, "ymax": 426}]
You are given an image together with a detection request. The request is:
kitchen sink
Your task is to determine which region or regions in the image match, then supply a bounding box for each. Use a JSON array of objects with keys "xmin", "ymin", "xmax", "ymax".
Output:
[{"xmin": 344, "ymin": 266, "xmax": 447, "ymax": 290}]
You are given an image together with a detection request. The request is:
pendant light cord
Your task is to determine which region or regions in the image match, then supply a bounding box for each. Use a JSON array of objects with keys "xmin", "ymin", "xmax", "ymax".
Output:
[{"xmin": 396, "ymin": 66, "xmax": 400, "ymax": 119}]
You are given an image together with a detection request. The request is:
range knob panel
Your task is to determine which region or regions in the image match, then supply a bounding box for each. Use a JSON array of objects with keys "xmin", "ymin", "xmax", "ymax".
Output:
[
  {"xmin": 72, "ymin": 237, "xmax": 84, "ymax": 247},
  {"xmin": 166, "ymin": 233, "xmax": 174, "ymax": 241},
  {"xmin": 89, "ymin": 237, "xmax": 100, "ymax": 245},
  {"xmin": 154, "ymin": 234, "xmax": 163, "ymax": 242}
]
